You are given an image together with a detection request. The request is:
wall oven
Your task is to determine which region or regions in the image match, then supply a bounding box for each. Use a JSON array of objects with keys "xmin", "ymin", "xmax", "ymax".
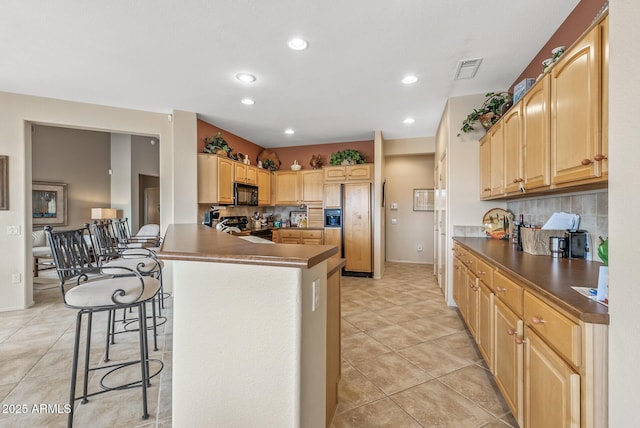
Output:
[{"xmin": 234, "ymin": 183, "xmax": 258, "ymax": 206}]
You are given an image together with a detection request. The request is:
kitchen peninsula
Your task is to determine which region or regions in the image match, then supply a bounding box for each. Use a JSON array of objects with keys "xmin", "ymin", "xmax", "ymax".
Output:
[{"xmin": 158, "ymin": 224, "xmax": 339, "ymax": 427}]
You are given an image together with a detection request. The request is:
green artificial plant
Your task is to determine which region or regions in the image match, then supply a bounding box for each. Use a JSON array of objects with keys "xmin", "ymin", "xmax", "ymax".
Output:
[
  {"xmin": 329, "ymin": 149, "xmax": 366, "ymax": 166},
  {"xmin": 203, "ymin": 132, "xmax": 233, "ymax": 155},
  {"xmin": 598, "ymin": 237, "xmax": 608, "ymax": 266},
  {"xmin": 459, "ymin": 92, "xmax": 513, "ymax": 135}
]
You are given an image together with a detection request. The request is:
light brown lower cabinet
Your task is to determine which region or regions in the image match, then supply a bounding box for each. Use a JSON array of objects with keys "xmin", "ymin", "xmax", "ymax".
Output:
[
  {"xmin": 494, "ymin": 298, "xmax": 524, "ymax": 426},
  {"xmin": 524, "ymin": 327, "xmax": 581, "ymax": 428},
  {"xmin": 272, "ymin": 229, "xmax": 324, "ymax": 244},
  {"xmin": 452, "ymin": 242, "xmax": 607, "ymax": 428}
]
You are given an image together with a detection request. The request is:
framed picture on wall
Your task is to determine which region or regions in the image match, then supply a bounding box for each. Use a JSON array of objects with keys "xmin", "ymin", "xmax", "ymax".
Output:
[
  {"xmin": 413, "ymin": 189, "xmax": 434, "ymax": 212},
  {"xmin": 32, "ymin": 181, "xmax": 68, "ymax": 226},
  {"xmin": 0, "ymin": 156, "xmax": 8, "ymax": 210}
]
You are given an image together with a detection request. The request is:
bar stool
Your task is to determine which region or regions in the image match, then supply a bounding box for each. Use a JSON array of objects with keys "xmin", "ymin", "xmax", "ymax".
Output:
[{"xmin": 45, "ymin": 225, "xmax": 163, "ymax": 428}]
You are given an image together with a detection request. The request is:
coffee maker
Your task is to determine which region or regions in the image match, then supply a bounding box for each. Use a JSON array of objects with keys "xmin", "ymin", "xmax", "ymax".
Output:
[
  {"xmin": 203, "ymin": 208, "xmax": 220, "ymax": 227},
  {"xmin": 565, "ymin": 230, "xmax": 591, "ymax": 259}
]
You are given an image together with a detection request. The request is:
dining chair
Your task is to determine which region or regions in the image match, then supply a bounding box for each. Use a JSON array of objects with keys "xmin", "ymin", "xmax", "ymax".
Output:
[{"xmin": 45, "ymin": 225, "xmax": 163, "ymax": 428}]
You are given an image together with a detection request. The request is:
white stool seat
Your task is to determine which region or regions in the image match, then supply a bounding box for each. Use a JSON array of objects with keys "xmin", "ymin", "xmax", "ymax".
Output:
[{"xmin": 65, "ymin": 276, "xmax": 161, "ymax": 308}]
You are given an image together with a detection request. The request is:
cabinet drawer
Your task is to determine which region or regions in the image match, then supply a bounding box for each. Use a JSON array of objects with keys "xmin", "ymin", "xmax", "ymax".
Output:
[
  {"xmin": 279, "ymin": 230, "xmax": 301, "ymax": 239},
  {"xmin": 475, "ymin": 257, "xmax": 494, "ymax": 289},
  {"xmin": 460, "ymin": 251, "xmax": 477, "ymax": 275},
  {"xmin": 524, "ymin": 292, "xmax": 581, "ymax": 367},
  {"xmin": 493, "ymin": 271, "xmax": 523, "ymax": 316},
  {"xmin": 301, "ymin": 230, "xmax": 323, "ymax": 239}
]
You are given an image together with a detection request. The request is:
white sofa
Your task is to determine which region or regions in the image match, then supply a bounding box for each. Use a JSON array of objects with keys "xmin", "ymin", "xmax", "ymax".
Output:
[{"xmin": 32, "ymin": 229, "xmax": 52, "ymax": 277}]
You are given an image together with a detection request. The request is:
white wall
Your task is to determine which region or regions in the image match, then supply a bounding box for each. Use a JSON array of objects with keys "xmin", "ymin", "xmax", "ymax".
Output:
[
  {"xmin": 110, "ymin": 133, "xmax": 133, "ymax": 222},
  {"xmin": 373, "ymin": 130, "xmax": 385, "ymax": 279},
  {"xmin": 385, "ymin": 155, "xmax": 435, "ymax": 263},
  {"xmin": 0, "ymin": 91, "xmax": 185, "ymax": 311},
  {"xmin": 130, "ymin": 135, "xmax": 160, "ymax": 232},
  {"xmin": 31, "ymin": 125, "xmax": 111, "ymax": 228},
  {"xmin": 609, "ymin": 0, "xmax": 640, "ymax": 424},
  {"xmin": 437, "ymin": 95, "xmax": 506, "ymax": 304}
]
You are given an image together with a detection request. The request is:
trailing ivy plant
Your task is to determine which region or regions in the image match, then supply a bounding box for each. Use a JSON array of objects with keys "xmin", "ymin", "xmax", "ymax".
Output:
[
  {"xmin": 203, "ymin": 132, "xmax": 233, "ymax": 155},
  {"xmin": 459, "ymin": 92, "xmax": 513, "ymax": 135},
  {"xmin": 329, "ymin": 149, "xmax": 366, "ymax": 166}
]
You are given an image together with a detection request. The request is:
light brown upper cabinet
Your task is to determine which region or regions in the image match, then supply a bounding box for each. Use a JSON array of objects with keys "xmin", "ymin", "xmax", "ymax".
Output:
[
  {"xmin": 324, "ymin": 183, "xmax": 342, "ymax": 208},
  {"xmin": 273, "ymin": 171, "xmax": 299, "ymax": 206},
  {"xmin": 246, "ymin": 165, "xmax": 258, "ymax": 185},
  {"xmin": 299, "ymin": 170, "xmax": 324, "ymax": 205},
  {"xmin": 479, "ymin": 135, "xmax": 491, "ymax": 199},
  {"xmin": 521, "ymin": 74, "xmax": 551, "ymax": 191},
  {"xmin": 550, "ymin": 21, "xmax": 603, "ymax": 185},
  {"xmin": 502, "ymin": 104, "xmax": 523, "ymax": 195},
  {"xmin": 257, "ymin": 169, "xmax": 271, "ymax": 206},
  {"xmin": 234, "ymin": 163, "xmax": 247, "ymax": 184},
  {"xmin": 197, "ymin": 154, "xmax": 234, "ymax": 205},
  {"xmin": 324, "ymin": 164, "xmax": 372, "ymax": 182},
  {"xmin": 489, "ymin": 122, "xmax": 505, "ymax": 197},
  {"xmin": 600, "ymin": 15, "xmax": 609, "ymax": 178}
]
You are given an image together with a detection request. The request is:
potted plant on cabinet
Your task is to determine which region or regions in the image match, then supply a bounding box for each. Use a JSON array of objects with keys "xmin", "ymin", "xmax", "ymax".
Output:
[
  {"xmin": 203, "ymin": 132, "xmax": 233, "ymax": 156},
  {"xmin": 459, "ymin": 92, "xmax": 513, "ymax": 135},
  {"xmin": 330, "ymin": 149, "xmax": 366, "ymax": 166}
]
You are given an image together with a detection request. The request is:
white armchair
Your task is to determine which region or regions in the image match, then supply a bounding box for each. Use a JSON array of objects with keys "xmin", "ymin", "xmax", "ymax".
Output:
[{"xmin": 32, "ymin": 229, "xmax": 52, "ymax": 277}]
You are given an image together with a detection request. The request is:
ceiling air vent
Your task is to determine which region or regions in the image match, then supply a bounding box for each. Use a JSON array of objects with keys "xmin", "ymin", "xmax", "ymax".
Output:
[{"xmin": 453, "ymin": 58, "xmax": 483, "ymax": 80}]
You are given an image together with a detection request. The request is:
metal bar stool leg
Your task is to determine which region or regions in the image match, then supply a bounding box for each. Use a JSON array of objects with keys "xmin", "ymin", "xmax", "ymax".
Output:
[
  {"xmin": 68, "ymin": 311, "xmax": 83, "ymax": 428},
  {"xmin": 137, "ymin": 302, "xmax": 150, "ymax": 419},
  {"xmin": 81, "ymin": 311, "xmax": 93, "ymax": 404},
  {"xmin": 105, "ymin": 310, "xmax": 112, "ymax": 363}
]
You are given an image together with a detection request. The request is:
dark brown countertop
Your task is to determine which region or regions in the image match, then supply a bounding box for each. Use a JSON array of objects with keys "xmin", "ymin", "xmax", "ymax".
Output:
[
  {"xmin": 158, "ymin": 224, "xmax": 337, "ymax": 269},
  {"xmin": 454, "ymin": 237, "xmax": 608, "ymax": 325}
]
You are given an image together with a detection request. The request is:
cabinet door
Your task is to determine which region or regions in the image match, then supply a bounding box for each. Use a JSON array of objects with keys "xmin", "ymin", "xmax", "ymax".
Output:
[
  {"xmin": 274, "ymin": 171, "xmax": 299, "ymax": 205},
  {"xmin": 478, "ymin": 281, "xmax": 494, "ymax": 371},
  {"xmin": 600, "ymin": 15, "xmax": 609, "ymax": 177},
  {"xmin": 550, "ymin": 24, "xmax": 602, "ymax": 185},
  {"xmin": 503, "ymin": 104, "xmax": 523, "ymax": 195},
  {"xmin": 494, "ymin": 298, "xmax": 523, "ymax": 426},
  {"xmin": 489, "ymin": 122, "xmax": 504, "ymax": 197},
  {"xmin": 467, "ymin": 275, "xmax": 479, "ymax": 339},
  {"xmin": 324, "ymin": 166, "xmax": 346, "ymax": 182},
  {"xmin": 343, "ymin": 182, "xmax": 371, "ymax": 272},
  {"xmin": 524, "ymin": 328, "xmax": 580, "ymax": 428},
  {"xmin": 300, "ymin": 170, "xmax": 324, "ymax": 204},
  {"xmin": 324, "ymin": 228, "xmax": 342, "ymax": 258},
  {"xmin": 324, "ymin": 184, "xmax": 342, "ymax": 208},
  {"xmin": 257, "ymin": 169, "xmax": 271, "ymax": 206},
  {"xmin": 347, "ymin": 164, "xmax": 372, "ymax": 181},
  {"xmin": 217, "ymin": 158, "xmax": 234, "ymax": 204},
  {"xmin": 246, "ymin": 166, "xmax": 258, "ymax": 185},
  {"xmin": 197, "ymin": 154, "xmax": 216, "ymax": 204},
  {"xmin": 479, "ymin": 136, "xmax": 491, "ymax": 199},
  {"xmin": 301, "ymin": 230, "xmax": 323, "ymax": 245},
  {"xmin": 522, "ymin": 74, "xmax": 551, "ymax": 190},
  {"xmin": 234, "ymin": 163, "xmax": 247, "ymax": 184}
]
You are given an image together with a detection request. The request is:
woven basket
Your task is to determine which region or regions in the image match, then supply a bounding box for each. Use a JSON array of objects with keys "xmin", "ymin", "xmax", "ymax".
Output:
[{"xmin": 521, "ymin": 228, "xmax": 565, "ymax": 256}]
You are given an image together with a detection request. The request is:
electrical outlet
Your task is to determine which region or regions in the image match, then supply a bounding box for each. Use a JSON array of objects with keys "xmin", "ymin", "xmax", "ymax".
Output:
[
  {"xmin": 417, "ymin": 244, "xmax": 423, "ymax": 252},
  {"xmin": 7, "ymin": 225, "xmax": 20, "ymax": 235},
  {"xmin": 312, "ymin": 280, "xmax": 319, "ymax": 312},
  {"xmin": 391, "ymin": 218, "xmax": 397, "ymax": 225}
]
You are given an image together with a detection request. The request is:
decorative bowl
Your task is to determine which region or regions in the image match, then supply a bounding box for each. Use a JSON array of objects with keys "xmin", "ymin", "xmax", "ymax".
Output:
[{"xmin": 290, "ymin": 164, "xmax": 301, "ymax": 171}]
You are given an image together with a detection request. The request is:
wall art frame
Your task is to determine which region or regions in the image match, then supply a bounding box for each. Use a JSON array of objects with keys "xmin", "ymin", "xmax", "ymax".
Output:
[
  {"xmin": 413, "ymin": 188, "xmax": 434, "ymax": 212},
  {"xmin": 32, "ymin": 181, "xmax": 68, "ymax": 226},
  {"xmin": 0, "ymin": 156, "xmax": 7, "ymax": 210}
]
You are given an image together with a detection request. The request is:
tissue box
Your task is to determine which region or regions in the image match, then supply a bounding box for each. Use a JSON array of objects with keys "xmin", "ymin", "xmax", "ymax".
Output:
[
  {"xmin": 513, "ymin": 78, "xmax": 536, "ymax": 103},
  {"xmin": 520, "ymin": 228, "xmax": 565, "ymax": 255}
]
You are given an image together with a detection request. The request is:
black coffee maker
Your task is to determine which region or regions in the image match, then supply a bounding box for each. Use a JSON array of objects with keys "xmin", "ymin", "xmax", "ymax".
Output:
[
  {"xmin": 565, "ymin": 230, "xmax": 591, "ymax": 259},
  {"xmin": 203, "ymin": 208, "xmax": 220, "ymax": 227}
]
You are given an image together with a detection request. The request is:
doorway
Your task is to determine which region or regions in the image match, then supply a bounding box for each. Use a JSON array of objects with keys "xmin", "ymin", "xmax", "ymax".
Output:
[{"xmin": 139, "ymin": 174, "xmax": 160, "ymax": 226}]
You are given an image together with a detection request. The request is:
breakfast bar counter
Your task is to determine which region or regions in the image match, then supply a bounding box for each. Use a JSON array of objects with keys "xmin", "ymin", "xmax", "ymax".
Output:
[{"xmin": 157, "ymin": 224, "xmax": 338, "ymax": 428}]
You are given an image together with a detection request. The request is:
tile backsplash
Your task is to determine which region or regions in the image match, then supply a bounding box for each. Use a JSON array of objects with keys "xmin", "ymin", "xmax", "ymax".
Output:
[{"xmin": 507, "ymin": 189, "xmax": 608, "ymax": 261}]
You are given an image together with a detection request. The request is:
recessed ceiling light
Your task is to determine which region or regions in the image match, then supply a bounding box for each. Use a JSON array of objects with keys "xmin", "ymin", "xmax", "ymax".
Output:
[
  {"xmin": 288, "ymin": 38, "xmax": 308, "ymax": 50},
  {"xmin": 402, "ymin": 75, "xmax": 418, "ymax": 84},
  {"xmin": 235, "ymin": 72, "xmax": 257, "ymax": 83},
  {"xmin": 403, "ymin": 117, "xmax": 415, "ymax": 124},
  {"xmin": 241, "ymin": 98, "xmax": 255, "ymax": 105},
  {"xmin": 284, "ymin": 128, "xmax": 295, "ymax": 135}
]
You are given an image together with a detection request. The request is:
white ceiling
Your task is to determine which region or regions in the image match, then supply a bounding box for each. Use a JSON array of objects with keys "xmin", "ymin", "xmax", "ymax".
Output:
[{"xmin": 1, "ymin": 0, "xmax": 580, "ymax": 147}]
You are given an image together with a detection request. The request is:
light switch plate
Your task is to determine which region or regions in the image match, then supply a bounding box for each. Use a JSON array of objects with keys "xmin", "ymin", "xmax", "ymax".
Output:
[
  {"xmin": 7, "ymin": 225, "xmax": 20, "ymax": 235},
  {"xmin": 390, "ymin": 202, "xmax": 398, "ymax": 210},
  {"xmin": 391, "ymin": 218, "xmax": 397, "ymax": 225}
]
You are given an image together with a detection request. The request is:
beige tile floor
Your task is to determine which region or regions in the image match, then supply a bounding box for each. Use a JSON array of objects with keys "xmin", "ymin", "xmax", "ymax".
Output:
[
  {"xmin": 0, "ymin": 270, "xmax": 172, "ymax": 428},
  {"xmin": 2, "ymin": 262, "xmax": 514, "ymax": 428},
  {"xmin": 333, "ymin": 263, "xmax": 517, "ymax": 428}
]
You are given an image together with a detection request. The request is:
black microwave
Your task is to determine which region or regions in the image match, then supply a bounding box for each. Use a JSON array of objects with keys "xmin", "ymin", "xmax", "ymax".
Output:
[{"xmin": 234, "ymin": 183, "xmax": 258, "ymax": 206}]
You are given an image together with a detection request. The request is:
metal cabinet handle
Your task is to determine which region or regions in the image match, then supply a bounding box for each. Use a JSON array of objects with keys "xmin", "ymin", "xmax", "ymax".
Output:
[{"xmin": 532, "ymin": 316, "xmax": 545, "ymax": 324}]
